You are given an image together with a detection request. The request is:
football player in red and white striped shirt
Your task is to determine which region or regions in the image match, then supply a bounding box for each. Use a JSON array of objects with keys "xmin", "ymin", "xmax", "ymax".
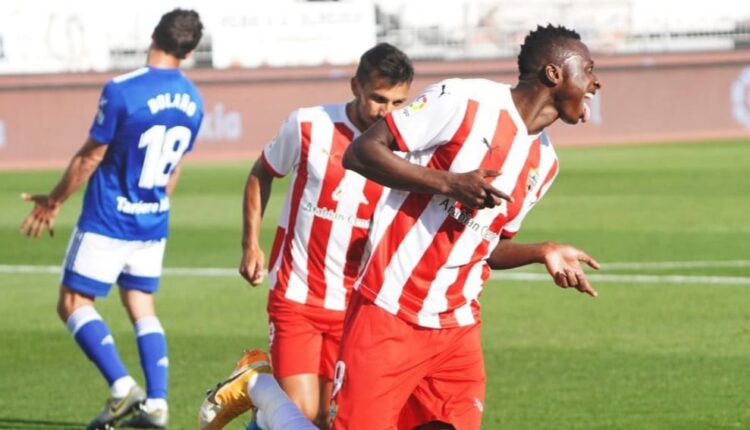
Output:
[
  {"xmin": 239, "ymin": 44, "xmax": 414, "ymax": 428},
  {"xmin": 332, "ymin": 25, "xmax": 602, "ymax": 430}
]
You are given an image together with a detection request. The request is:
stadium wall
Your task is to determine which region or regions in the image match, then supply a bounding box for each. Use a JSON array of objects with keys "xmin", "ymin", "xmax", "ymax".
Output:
[{"xmin": 1, "ymin": 50, "xmax": 749, "ymax": 169}]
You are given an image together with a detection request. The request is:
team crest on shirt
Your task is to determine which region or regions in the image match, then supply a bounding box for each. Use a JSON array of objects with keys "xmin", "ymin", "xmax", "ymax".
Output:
[
  {"xmin": 526, "ymin": 168, "xmax": 539, "ymax": 192},
  {"xmin": 96, "ymin": 96, "xmax": 108, "ymax": 125},
  {"xmin": 401, "ymin": 94, "xmax": 428, "ymax": 117}
]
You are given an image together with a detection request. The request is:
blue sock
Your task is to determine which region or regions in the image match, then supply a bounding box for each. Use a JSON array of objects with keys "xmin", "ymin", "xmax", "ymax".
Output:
[
  {"xmin": 66, "ymin": 306, "xmax": 129, "ymax": 386},
  {"xmin": 134, "ymin": 316, "xmax": 168, "ymax": 399}
]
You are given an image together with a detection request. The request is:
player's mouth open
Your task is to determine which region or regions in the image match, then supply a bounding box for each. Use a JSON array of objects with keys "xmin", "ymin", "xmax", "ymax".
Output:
[{"xmin": 581, "ymin": 92, "xmax": 595, "ymax": 123}]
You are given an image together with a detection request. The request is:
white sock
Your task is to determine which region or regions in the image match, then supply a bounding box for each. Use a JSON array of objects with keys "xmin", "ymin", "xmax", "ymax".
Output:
[
  {"xmin": 255, "ymin": 410, "xmax": 269, "ymax": 430},
  {"xmin": 110, "ymin": 375, "xmax": 137, "ymax": 398},
  {"xmin": 144, "ymin": 398, "xmax": 168, "ymax": 412},
  {"xmin": 247, "ymin": 374, "xmax": 317, "ymax": 430}
]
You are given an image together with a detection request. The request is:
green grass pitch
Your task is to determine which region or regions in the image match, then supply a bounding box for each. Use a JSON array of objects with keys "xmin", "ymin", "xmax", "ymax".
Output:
[{"xmin": 0, "ymin": 139, "xmax": 749, "ymax": 429}]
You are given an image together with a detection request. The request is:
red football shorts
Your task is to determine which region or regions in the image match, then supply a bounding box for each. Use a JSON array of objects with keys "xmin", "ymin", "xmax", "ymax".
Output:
[
  {"xmin": 330, "ymin": 291, "xmax": 486, "ymax": 430},
  {"xmin": 267, "ymin": 292, "xmax": 344, "ymax": 380}
]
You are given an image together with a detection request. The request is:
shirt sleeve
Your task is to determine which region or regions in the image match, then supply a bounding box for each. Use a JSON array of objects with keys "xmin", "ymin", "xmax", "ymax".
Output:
[
  {"xmin": 384, "ymin": 80, "xmax": 465, "ymax": 153},
  {"xmin": 185, "ymin": 91, "xmax": 205, "ymax": 154},
  {"xmin": 89, "ymin": 81, "xmax": 125, "ymax": 145},
  {"xmin": 261, "ymin": 110, "xmax": 301, "ymax": 177}
]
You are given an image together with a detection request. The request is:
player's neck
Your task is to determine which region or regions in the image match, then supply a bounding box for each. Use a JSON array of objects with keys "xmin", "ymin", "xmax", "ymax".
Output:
[
  {"xmin": 511, "ymin": 82, "xmax": 558, "ymax": 135},
  {"xmin": 146, "ymin": 48, "xmax": 181, "ymax": 69},
  {"xmin": 345, "ymin": 101, "xmax": 367, "ymax": 132}
]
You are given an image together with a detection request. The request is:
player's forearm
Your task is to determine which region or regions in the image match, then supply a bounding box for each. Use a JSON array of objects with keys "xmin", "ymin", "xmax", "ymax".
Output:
[
  {"xmin": 487, "ymin": 240, "xmax": 553, "ymax": 270},
  {"xmin": 49, "ymin": 139, "xmax": 105, "ymax": 205},
  {"xmin": 241, "ymin": 161, "xmax": 273, "ymax": 250},
  {"xmin": 343, "ymin": 121, "xmax": 451, "ymax": 195}
]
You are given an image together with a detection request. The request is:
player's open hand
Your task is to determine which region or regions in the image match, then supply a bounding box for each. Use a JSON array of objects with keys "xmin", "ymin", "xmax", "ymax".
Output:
[
  {"xmin": 19, "ymin": 193, "xmax": 61, "ymax": 239},
  {"xmin": 541, "ymin": 242, "xmax": 600, "ymax": 297},
  {"xmin": 239, "ymin": 246, "xmax": 265, "ymax": 287},
  {"xmin": 448, "ymin": 169, "xmax": 513, "ymax": 210}
]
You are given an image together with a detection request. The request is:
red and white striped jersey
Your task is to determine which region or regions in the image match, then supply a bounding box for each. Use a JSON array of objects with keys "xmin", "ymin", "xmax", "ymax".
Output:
[
  {"xmin": 355, "ymin": 79, "xmax": 560, "ymax": 329},
  {"xmin": 262, "ymin": 103, "xmax": 383, "ymax": 311}
]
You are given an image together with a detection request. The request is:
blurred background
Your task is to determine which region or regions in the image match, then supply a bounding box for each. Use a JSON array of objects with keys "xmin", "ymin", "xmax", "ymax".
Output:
[{"xmin": 0, "ymin": 0, "xmax": 749, "ymax": 168}]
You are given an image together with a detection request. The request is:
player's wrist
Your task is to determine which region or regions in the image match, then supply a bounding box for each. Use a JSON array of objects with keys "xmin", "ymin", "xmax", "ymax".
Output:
[
  {"xmin": 46, "ymin": 195, "xmax": 63, "ymax": 209},
  {"xmin": 538, "ymin": 241, "xmax": 558, "ymax": 263},
  {"xmin": 241, "ymin": 241, "xmax": 261, "ymax": 252}
]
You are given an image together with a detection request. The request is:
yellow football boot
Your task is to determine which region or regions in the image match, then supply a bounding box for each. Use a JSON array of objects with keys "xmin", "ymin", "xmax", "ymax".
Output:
[{"xmin": 199, "ymin": 349, "xmax": 272, "ymax": 430}]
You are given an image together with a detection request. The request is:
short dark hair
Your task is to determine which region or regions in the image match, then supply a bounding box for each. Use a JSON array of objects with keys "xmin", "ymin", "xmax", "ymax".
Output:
[
  {"xmin": 355, "ymin": 43, "xmax": 414, "ymax": 87},
  {"xmin": 517, "ymin": 24, "xmax": 581, "ymax": 79},
  {"xmin": 152, "ymin": 9, "xmax": 203, "ymax": 59}
]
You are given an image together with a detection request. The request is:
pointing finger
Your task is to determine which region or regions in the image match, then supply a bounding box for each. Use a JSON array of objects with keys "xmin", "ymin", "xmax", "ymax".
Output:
[
  {"xmin": 575, "ymin": 272, "xmax": 598, "ymax": 297},
  {"xmin": 486, "ymin": 185, "xmax": 513, "ymax": 203}
]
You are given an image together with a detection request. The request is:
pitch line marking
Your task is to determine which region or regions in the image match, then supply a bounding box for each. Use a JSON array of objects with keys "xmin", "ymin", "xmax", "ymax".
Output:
[
  {"xmin": 488, "ymin": 272, "xmax": 750, "ymax": 285},
  {"xmin": 600, "ymin": 260, "xmax": 750, "ymax": 270},
  {"xmin": 1, "ymin": 262, "xmax": 749, "ymax": 285}
]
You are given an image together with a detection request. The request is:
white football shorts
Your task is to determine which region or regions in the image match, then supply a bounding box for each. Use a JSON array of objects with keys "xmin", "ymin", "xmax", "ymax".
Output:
[{"xmin": 61, "ymin": 227, "xmax": 166, "ymax": 297}]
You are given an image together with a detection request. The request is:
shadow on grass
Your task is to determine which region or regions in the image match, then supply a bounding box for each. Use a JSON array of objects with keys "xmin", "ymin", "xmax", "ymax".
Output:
[{"xmin": 0, "ymin": 417, "xmax": 84, "ymax": 429}]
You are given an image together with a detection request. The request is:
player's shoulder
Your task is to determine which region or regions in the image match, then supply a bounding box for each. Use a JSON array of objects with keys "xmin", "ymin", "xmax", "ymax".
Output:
[
  {"xmin": 425, "ymin": 77, "xmax": 502, "ymax": 95},
  {"xmin": 114, "ymin": 67, "xmax": 149, "ymax": 82},
  {"xmin": 293, "ymin": 102, "xmax": 346, "ymax": 124},
  {"xmin": 460, "ymin": 78, "xmax": 511, "ymax": 100}
]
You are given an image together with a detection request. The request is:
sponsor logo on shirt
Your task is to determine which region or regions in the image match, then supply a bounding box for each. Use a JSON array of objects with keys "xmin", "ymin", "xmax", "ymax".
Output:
[
  {"xmin": 301, "ymin": 201, "xmax": 371, "ymax": 228},
  {"xmin": 401, "ymin": 94, "xmax": 428, "ymax": 117},
  {"xmin": 438, "ymin": 198, "xmax": 500, "ymax": 242},
  {"xmin": 116, "ymin": 196, "xmax": 170, "ymax": 215}
]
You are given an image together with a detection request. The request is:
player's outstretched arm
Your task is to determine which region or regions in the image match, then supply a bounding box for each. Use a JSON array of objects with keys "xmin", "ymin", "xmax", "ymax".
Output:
[
  {"xmin": 19, "ymin": 137, "xmax": 106, "ymax": 239},
  {"xmin": 342, "ymin": 120, "xmax": 511, "ymax": 209},
  {"xmin": 239, "ymin": 159, "xmax": 275, "ymax": 286},
  {"xmin": 487, "ymin": 239, "xmax": 600, "ymax": 297}
]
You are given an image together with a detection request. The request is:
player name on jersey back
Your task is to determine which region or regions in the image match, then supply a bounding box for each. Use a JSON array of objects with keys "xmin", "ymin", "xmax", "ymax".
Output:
[{"xmin": 147, "ymin": 92, "xmax": 199, "ymax": 117}]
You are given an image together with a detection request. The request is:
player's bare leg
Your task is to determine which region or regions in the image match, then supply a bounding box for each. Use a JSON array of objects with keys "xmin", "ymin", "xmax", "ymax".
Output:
[
  {"xmin": 318, "ymin": 377, "xmax": 333, "ymax": 430},
  {"xmin": 278, "ymin": 374, "xmax": 319, "ymax": 420},
  {"xmin": 119, "ymin": 288, "xmax": 156, "ymax": 323},
  {"xmin": 278, "ymin": 373, "xmax": 329, "ymax": 428}
]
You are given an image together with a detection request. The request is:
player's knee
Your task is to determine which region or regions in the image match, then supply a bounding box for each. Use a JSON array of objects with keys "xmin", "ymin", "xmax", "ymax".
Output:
[
  {"xmin": 296, "ymin": 401, "xmax": 319, "ymax": 422},
  {"xmin": 56, "ymin": 286, "xmax": 94, "ymax": 322},
  {"xmin": 55, "ymin": 298, "xmax": 68, "ymax": 322}
]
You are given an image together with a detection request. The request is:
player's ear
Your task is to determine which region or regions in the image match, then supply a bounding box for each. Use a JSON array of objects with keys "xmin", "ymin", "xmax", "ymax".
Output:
[
  {"xmin": 350, "ymin": 77, "xmax": 361, "ymax": 99},
  {"xmin": 541, "ymin": 63, "xmax": 562, "ymax": 87}
]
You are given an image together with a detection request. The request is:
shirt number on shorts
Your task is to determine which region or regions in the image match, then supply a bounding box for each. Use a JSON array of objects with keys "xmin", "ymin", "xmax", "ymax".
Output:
[
  {"xmin": 331, "ymin": 360, "xmax": 346, "ymax": 399},
  {"xmin": 138, "ymin": 125, "xmax": 192, "ymax": 189}
]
